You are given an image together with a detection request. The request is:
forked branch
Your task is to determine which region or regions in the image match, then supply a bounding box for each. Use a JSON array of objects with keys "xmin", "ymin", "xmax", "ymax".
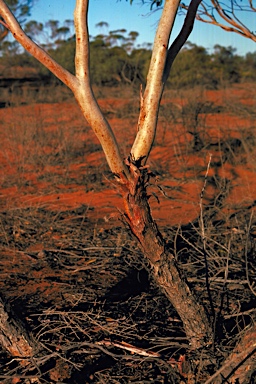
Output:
[{"xmin": 187, "ymin": 0, "xmax": 256, "ymax": 42}]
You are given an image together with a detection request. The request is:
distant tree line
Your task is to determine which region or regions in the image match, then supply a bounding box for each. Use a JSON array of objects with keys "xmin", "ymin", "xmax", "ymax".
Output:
[{"xmin": 1, "ymin": 18, "xmax": 256, "ymax": 88}]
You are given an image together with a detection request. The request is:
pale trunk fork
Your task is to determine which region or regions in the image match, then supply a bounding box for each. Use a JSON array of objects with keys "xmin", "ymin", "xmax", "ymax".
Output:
[{"xmin": 0, "ymin": 0, "xmax": 213, "ymax": 350}]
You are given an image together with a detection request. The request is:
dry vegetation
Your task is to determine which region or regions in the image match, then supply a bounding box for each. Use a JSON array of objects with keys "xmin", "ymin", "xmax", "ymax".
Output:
[{"xmin": 0, "ymin": 83, "xmax": 256, "ymax": 383}]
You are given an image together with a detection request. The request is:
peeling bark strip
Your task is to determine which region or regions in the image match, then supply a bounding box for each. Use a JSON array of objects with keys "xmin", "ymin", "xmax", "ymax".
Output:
[
  {"xmin": 119, "ymin": 160, "xmax": 213, "ymax": 350},
  {"xmin": 120, "ymin": 160, "xmax": 164, "ymax": 264},
  {"xmin": 0, "ymin": 296, "xmax": 37, "ymax": 364}
]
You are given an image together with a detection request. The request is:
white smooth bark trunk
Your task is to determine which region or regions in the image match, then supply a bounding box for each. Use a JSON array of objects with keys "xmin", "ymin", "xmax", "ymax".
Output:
[{"xmin": 131, "ymin": 0, "xmax": 180, "ymax": 162}]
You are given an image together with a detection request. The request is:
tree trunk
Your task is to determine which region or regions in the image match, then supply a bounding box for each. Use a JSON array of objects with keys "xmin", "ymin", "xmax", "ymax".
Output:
[
  {"xmin": 119, "ymin": 160, "xmax": 213, "ymax": 350},
  {"xmin": 0, "ymin": 296, "xmax": 39, "ymax": 366}
]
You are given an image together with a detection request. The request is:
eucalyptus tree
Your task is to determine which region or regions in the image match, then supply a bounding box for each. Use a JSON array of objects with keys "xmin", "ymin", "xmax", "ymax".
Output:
[{"xmin": 0, "ymin": 0, "xmax": 255, "ymax": 382}]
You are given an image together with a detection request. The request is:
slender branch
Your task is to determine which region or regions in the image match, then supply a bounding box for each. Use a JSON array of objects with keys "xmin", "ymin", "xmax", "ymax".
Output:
[
  {"xmin": 163, "ymin": 0, "xmax": 202, "ymax": 82},
  {"xmin": 97, "ymin": 339, "xmax": 161, "ymax": 358},
  {"xmin": 0, "ymin": 0, "xmax": 78, "ymax": 89},
  {"xmin": 131, "ymin": 0, "xmax": 180, "ymax": 163},
  {"xmin": 199, "ymin": 154, "xmax": 215, "ymax": 322},
  {"xmin": 211, "ymin": 0, "xmax": 256, "ymax": 41},
  {"xmin": 197, "ymin": 13, "xmax": 256, "ymax": 42},
  {"xmin": 194, "ymin": 0, "xmax": 256, "ymax": 42},
  {"xmin": 72, "ymin": 0, "xmax": 128, "ymax": 177}
]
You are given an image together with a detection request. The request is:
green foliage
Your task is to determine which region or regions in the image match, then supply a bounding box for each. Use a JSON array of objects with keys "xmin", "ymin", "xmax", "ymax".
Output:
[
  {"xmin": 48, "ymin": 38, "xmax": 76, "ymax": 75},
  {"xmin": 243, "ymin": 51, "xmax": 256, "ymax": 80},
  {"xmin": 168, "ymin": 41, "xmax": 250, "ymax": 89},
  {"xmin": 169, "ymin": 43, "xmax": 217, "ymax": 89},
  {"xmin": 24, "ymin": 20, "xmax": 43, "ymax": 40},
  {"xmin": 88, "ymin": 27, "xmax": 151, "ymax": 86},
  {"xmin": 90, "ymin": 42, "xmax": 126, "ymax": 85},
  {"xmin": 1, "ymin": 15, "xmax": 255, "ymax": 89},
  {"xmin": 211, "ymin": 45, "xmax": 241, "ymax": 84},
  {"xmin": 89, "ymin": 34, "xmax": 150, "ymax": 86},
  {"xmin": 5, "ymin": 0, "xmax": 34, "ymax": 17}
]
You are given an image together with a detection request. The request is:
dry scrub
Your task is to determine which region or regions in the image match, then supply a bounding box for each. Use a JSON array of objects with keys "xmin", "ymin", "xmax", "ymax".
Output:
[{"xmin": 0, "ymin": 85, "xmax": 255, "ymax": 382}]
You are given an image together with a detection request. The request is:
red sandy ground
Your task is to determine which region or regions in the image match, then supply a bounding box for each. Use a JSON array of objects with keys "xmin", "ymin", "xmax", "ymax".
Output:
[
  {"xmin": 0, "ymin": 84, "xmax": 255, "ymax": 382},
  {"xmin": 0, "ymin": 84, "xmax": 255, "ymax": 228}
]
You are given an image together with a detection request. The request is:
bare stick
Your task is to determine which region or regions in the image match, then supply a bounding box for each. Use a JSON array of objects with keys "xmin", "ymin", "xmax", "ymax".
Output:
[
  {"xmin": 199, "ymin": 154, "xmax": 215, "ymax": 320},
  {"xmin": 97, "ymin": 339, "xmax": 161, "ymax": 358}
]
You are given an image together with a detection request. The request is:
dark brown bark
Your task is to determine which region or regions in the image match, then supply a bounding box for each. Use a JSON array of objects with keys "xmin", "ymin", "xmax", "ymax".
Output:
[
  {"xmin": 0, "ymin": 296, "xmax": 38, "ymax": 364},
  {"xmin": 119, "ymin": 160, "xmax": 213, "ymax": 350}
]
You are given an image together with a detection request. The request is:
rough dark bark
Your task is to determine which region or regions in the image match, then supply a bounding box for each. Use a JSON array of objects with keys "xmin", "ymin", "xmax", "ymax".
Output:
[
  {"xmin": 119, "ymin": 160, "xmax": 213, "ymax": 350},
  {"xmin": 0, "ymin": 296, "xmax": 39, "ymax": 365}
]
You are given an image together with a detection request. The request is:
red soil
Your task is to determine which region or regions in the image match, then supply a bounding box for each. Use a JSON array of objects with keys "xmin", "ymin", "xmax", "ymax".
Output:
[{"xmin": 0, "ymin": 84, "xmax": 255, "ymax": 228}]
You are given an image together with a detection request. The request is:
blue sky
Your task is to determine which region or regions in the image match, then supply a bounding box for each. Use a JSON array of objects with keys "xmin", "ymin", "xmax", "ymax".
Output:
[{"xmin": 28, "ymin": 0, "xmax": 256, "ymax": 56}]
